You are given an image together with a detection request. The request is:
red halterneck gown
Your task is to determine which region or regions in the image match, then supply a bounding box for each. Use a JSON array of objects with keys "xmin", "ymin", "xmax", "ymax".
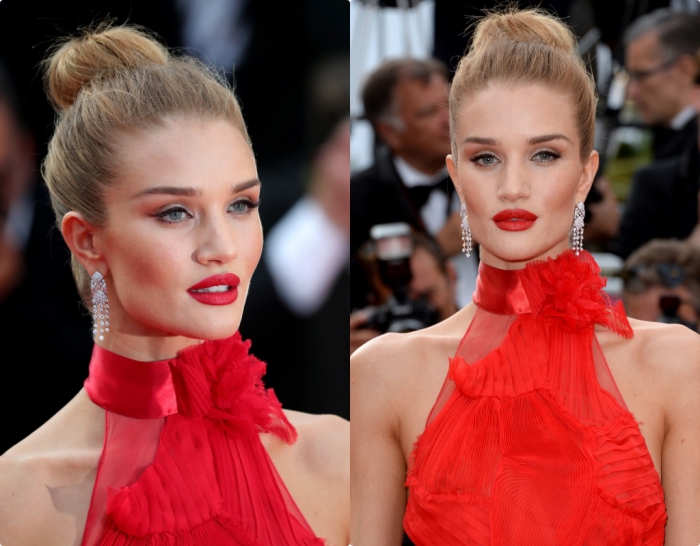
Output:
[
  {"xmin": 81, "ymin": 332, "xmax": 325, "ymax": 545},
  {"xmin": 404, "ymin": 250, "xmax": 667, "ymax": 545}
]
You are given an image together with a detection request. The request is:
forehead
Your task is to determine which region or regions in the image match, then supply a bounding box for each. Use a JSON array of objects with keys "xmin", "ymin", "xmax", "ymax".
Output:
[
  {"xmin": 395, "ymin": 74, "xmax": 447, "ymax": 107},
  {"xmin": 454, "ymin": 83, "xmax": 579, "ymax": 144},
  {"xmin": 114, "ymin": 118, "xmax": 256, "ymax": 191},
  {"xmin": 626, "ymin": 31, "xmax": 664, "ymax": 63}
]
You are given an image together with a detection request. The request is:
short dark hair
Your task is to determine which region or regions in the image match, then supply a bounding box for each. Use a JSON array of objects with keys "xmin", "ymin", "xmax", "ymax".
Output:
[
  {"xmin": 361, "ymin": 58, "xmax": 448, "ymax": 127},
  {"xmin": 624, "ymin": 9, "xmax": 700, "ymax": 61}
]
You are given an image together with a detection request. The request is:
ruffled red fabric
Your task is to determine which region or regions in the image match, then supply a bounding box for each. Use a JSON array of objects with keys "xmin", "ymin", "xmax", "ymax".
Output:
[
  {"xmin": 82, "ymin": 332, "xmax": 325, "ymax": 546},
  {"xmin": 404, "ymin": 250, "xmax": 666, "ymax": 545}
]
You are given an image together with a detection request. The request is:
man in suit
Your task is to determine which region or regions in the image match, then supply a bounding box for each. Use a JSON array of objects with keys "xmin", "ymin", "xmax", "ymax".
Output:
[
  {"xmin": 351, "ymin": 58, "xmax": 474, "ymax": 310},
  {"xmin": 624, "ymin": 9, "xmax": 700, "ymax": 161},
  {"xmin": 613, "ymin": 10, "xmax": 700, "ymax": 259}
]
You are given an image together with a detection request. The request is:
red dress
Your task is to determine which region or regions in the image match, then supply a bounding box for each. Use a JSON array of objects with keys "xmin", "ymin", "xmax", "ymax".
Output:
[
  {"xmin": 81, "ymin": 332, "xmax": 325, "ymax": 546},
  {"xmin": 404, "ymin": 251, "xmax": 667, "ymax": 545}
]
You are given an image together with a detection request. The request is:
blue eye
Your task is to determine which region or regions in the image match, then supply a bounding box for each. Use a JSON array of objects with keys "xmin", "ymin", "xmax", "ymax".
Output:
[
  {"xmin": 533, "ymin": 151, "xmax": 561, "ymax": 162},
  {"xmin": 229, "ymin": 199, "xmax": 260, "ymax": 215},
  {"xmin": 156, "ymin": 207, "xmax": 190, "ymax": 224},
  {"xmin": 471, "ymin": 154, "xmax": 499, "ymax": 166}
]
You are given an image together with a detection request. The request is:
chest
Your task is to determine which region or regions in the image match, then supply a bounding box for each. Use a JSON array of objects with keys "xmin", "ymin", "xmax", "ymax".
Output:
[{"xmin": 399, "ymin": 332, "xmax": 666, "ymax": 479}]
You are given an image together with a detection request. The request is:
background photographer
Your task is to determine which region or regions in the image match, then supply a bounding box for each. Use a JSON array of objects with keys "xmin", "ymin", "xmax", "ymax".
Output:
[
  {"xmin": 622, "ymin": 239, "xmax": 700, "ymax": 331},
  {"xmin": 351, "ymin": 58, "xmax": 476, "ymax": 312},
  {"xmin": 350, "ymin": 228, "xmax": 458, "ymax": 354}
]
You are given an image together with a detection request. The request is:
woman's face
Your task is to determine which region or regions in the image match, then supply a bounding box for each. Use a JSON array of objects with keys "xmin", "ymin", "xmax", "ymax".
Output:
[
  {"xmin": 90, "ymin": 118, "xmax": 261, "ymax": 356},
  {"xmin": 447, "ymin": 83, "xmax": 598, "ymax": 270}
]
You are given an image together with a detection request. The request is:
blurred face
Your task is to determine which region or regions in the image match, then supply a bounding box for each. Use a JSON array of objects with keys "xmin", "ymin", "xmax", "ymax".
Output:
[
  {"xmin": 93, "ymin": 118, "xmax": 261, "ymax": 353},
  {"xmin": 406, "ymin": 246, "xmax": 456, "ymax": 321},
  {"xmin": 384, "ymin": 74, "xmax": 451, "ymax": 171},
  {"xmin": 625, "ymin": 32, "xmax": 690, "ymax": 126},
  {"xmin": 624, "ymin": 285, "xmax": 699, "ymax": 326},
  {"xmin": 447, "ymin": 83, "xmax": 597, "ymax": 270},
  {"xmin": 0, "ymin": 103, "xmax": 33, "ymax": 217}
]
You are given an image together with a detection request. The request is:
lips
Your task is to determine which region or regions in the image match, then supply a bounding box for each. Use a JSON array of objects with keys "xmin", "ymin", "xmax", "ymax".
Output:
[
  {"xmin": 187, "ymin": 273, "xmax": 240, "ymax": 305},
  {"xmin": 492, "ymin": 209, "xmax": 538, "ymax": 231}
]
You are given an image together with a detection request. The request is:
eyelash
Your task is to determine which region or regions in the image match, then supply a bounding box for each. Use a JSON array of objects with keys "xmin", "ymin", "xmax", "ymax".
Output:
[
  {"xmin": 469, "ymin": 150, "xmax": 562, "ymax": 166},
  {"xmin": 154, "ymin": 198, "xmax": 260, "ymax": 224}
]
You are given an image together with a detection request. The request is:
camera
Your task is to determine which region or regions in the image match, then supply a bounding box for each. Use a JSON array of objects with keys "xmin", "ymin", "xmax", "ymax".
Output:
[{"xmin": 363, "ymin": 223, "xmax": 439, "ymax": 333}]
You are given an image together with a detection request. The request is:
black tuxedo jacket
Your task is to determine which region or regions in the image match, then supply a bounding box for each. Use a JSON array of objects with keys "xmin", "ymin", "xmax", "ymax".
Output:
[
  {"xmin": 350, "ymin": 147, "xmax": 453, "ymax": 309},
  {"xmin": 613, "ymin": 141, "xmax": 699, "ymax": 259}
]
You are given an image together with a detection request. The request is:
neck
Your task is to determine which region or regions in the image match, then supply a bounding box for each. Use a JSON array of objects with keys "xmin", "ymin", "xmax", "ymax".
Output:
[
  {"xmin": 478, "ymin": 239, "xmax": 572, "ymax": 271},
  {"xmin": 394, "ymin": 151, "xmax": 446, "ymax": 176},
  {"xmin": 97, "ymin": 331, "xmax": 203, "ymax": 362}
]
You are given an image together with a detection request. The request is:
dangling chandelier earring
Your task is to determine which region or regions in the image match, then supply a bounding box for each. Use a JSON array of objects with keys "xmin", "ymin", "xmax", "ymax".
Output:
[
  {"xmin": 91, "ymin": 271, "xmax": 110, "ymax": 341},
  {"xmin": 571, "ymin": 201, "xmax": 585, "ymax": 255},
  {"xmin": 460, "ymin": 203, "xmax": 472, "ymax": 257}
]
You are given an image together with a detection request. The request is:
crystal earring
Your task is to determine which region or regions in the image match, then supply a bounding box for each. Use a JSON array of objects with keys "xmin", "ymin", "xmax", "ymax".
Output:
[
  {"xmin": 571, "ymin": 201, "xmax": 585, "ymax": 255},
  {"xmin": 460, "ymin": 203, "xmax": 472, "ymax": 257},
  {"xmin": 91, "ymin": 271, "xmax": 110, "ymax": 341}
]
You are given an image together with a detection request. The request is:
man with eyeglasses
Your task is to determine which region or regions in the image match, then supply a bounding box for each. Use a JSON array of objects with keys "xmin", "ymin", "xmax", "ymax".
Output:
[
  {"xmin": 613, "ymin": 10, "xmax": 700, "ymax": 260},
  {"xmin": 624, "ymin": 9, "xmax": 700, "ymax": 160}
]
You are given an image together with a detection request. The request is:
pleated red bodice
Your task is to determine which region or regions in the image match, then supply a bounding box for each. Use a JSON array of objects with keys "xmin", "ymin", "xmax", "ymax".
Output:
[
  {"xmin": 81, "ymin": 332, "xmax": 325, "ymax": 546},
  {"xmin": 404, "ymin": 250, "xmax": 667, "ymax": 545}
]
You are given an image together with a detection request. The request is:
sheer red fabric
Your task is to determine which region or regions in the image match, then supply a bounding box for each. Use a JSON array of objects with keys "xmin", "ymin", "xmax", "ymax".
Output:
[
  {"xmin": 82, "ymin": 332, "xmax": 325, "ymax": 546},
  {"xmin": 404, "ymin": 250, "xmax": 667, "ymax": 545}
]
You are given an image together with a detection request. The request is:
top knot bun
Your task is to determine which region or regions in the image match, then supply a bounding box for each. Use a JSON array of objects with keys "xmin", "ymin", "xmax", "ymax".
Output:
[
  {"xmin": 44, "ymin": 24, "xmax": 168, "ymax": 112},
  {"xmin": 471, "ymin": 8, "xmax": 576, "ymax": 57}
]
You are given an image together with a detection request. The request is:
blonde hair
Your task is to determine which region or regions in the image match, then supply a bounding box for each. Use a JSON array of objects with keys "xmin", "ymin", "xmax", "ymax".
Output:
[
  {"xmin": 450, "ymin": 8, "xmax": 597, "ymax": 160},
  {"xmin": 42, "ymin": 24, "xmax": 250, "ymax": 304}
]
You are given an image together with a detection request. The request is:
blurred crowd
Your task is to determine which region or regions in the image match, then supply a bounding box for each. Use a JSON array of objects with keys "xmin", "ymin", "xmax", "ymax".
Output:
[
  {"xmin": 0, "ymin": 0, "xmax": 349, "ymax": 455},
  {"xmin": 350, "ymin": 1, "xmax": 700, "ymax": 355}
]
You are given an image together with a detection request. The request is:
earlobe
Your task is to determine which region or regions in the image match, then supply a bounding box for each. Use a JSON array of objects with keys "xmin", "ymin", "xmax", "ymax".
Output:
[{"xmin": 61, "ymin": 212, "xmax": 107, "ymax": 276}]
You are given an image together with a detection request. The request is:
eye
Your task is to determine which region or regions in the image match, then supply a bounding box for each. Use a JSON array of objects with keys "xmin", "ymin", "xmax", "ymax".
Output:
[
  {"xmin": 470, "ymin": 153, "xmax": 499, "ymax": 166},
  {"xmin": 532, "ymin": 150, "xmax": 561, "ymax": 163},
  {"xmin": 156, "ymin": 206, "xmax": 191, "ymax": 224},
  {"xmin": 229, "ymin": 198, "xmax": 260, "ymax": 215}
]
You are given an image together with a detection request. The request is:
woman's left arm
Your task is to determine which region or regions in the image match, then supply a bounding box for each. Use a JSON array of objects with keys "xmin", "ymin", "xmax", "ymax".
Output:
[{"xmin": 660, "ymin": 329, "xmax": 700, "ymax": 545}]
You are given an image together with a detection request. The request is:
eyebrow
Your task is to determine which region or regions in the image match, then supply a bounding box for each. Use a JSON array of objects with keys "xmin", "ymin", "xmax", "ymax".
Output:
[
  {"xmin": 133, "ymin": 178, "xmax": 261, "ymax": 199},
  {"xmin": 461, "ymin": 134, "xmax": 573, "ymax": 146}
]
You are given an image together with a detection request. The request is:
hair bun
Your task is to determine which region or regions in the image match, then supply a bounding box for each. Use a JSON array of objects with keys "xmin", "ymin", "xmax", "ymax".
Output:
[
  {"xmin": 44, "ymin": 24, "xmax": 168, "ymax": 112},
  {"xmin": 471, "ymin": 8, "xmax": 577, "ymax": 57}
]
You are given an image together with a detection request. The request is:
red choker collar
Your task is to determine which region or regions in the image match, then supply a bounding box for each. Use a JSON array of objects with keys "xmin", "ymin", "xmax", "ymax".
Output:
[{"xmin": 473, "ymin": 250, "xmax": 633, "ymax": 336}]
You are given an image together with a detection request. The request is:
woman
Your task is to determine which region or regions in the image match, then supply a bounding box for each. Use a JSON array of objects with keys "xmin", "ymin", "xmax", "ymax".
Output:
[
  {"xmin": 0, "ymin": 26, "xmax": 349, "ymax": 545},
  {"xmin": 351, "ymin": 8, "xmax": 700, "ymax": 545}
]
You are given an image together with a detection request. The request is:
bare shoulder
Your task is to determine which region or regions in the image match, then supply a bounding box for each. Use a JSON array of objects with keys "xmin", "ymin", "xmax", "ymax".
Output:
[
  {"xmin": 283, "ymin": 409, "xmax": 349, "ymax": 482},
  {"xmin": 0, "ymin": 450, "xmax": 56, "ymax": 545},
  {"xmin": 0, "ymin": 390, "xmax": 104, "ymax": 546},
  {"xmin": 351, "ymin": 305, "xmax": 475, "ymax": 398},
  {"xmin": 263, "ymin": 410, "xmax": 349, "ymax": 545},
  {"xmin": 627, "ymin": 318, "xmax": 700, "ymax": 380}
]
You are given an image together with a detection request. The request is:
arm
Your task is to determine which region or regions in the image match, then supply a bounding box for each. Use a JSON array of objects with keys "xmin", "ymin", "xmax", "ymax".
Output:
[
  {"xmin": 351, "ymin": 339, "xmax": 408, "ymax": 545},
  {"xmin": 660, "ymin": 330, "xmax": 700, "ymax": 545}
]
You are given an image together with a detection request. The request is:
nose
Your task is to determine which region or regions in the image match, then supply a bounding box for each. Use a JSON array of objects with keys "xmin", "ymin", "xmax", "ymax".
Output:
[
  {"xmin": 626, "ymin": 78, "xmax": 640, "ymax": 103},
  {"xmin": 193, "ymin": 212, "xmax": 238, "ymax": 265},
  {"xmin": 496, "ymin": 158, "xmax": 531, "ymax": 203}
]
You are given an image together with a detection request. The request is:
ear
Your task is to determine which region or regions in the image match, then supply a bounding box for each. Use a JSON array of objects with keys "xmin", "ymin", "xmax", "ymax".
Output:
[
  {"xmin": 61, "ymin": 211, "xmax": 108, "ymax": 277},
  {"xmin": 576, "ymin": 149, "xmax": 599, "ymax": 203},
  {"xmin": 675, "ymin": 54, "xmax": 697, "ymax": 84},
  {"xmin": 446, "ymin": 154, "xmax": 464, "ymax": 203}
]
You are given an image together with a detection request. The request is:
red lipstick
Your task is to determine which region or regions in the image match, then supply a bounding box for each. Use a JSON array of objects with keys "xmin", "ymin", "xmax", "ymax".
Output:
[
  {"xmin": 492, "ymin": 209, "xmax": 538, "ymax": 231},
  {"xmin": 187, "ymin": 273, "xmax": 240, "ymax": 305}
]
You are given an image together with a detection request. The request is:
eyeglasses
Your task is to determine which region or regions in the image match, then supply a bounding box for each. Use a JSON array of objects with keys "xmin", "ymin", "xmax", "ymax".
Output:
[{"xmin": 627, "ymin": 57, "xmax": 678, "ymax": 83}]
